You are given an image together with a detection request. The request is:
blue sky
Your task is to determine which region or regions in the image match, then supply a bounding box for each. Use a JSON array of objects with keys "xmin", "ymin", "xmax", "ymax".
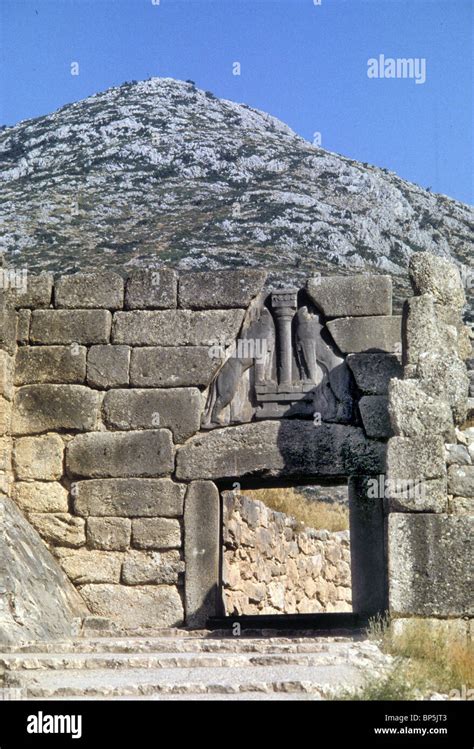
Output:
[{"xmin": 1, "ymin": 0, "xmax": 472, "ymax": 203}]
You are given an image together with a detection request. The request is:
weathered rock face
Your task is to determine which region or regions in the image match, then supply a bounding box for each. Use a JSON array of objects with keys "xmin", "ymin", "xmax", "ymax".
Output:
[
  {"xmin": 0, "ymin": 496, "xmax": 87, "ymax": 644},
  {"xmin": 222, "ymin": 492, "xmax": 351, "ymax": 615}
]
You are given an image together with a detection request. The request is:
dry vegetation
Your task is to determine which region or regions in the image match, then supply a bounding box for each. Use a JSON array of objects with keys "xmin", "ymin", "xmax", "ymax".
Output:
[
  {"xmin": 241, "ymin": 487, "xmax": 349, "ymax": 532},
  {"xmin": 343, "ymin": 615, "xmax": 474, "ymax": 700}
]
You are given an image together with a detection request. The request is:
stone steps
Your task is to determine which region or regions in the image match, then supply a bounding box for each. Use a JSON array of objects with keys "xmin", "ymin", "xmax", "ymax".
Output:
[{"xmin": 1, "ymin": 635, "xmax": 391, "ymax": 700}]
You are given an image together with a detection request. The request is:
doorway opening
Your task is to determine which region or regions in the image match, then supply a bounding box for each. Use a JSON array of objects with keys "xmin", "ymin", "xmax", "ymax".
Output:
[{"xmin": 220, "ymin": 481, "xmax": 352, "ymax": 617}]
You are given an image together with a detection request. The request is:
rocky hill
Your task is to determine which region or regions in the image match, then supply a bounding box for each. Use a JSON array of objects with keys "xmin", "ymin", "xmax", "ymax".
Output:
[{"xmin": 1, "ymin": 77, "xmax": 473, "ymax": 310}]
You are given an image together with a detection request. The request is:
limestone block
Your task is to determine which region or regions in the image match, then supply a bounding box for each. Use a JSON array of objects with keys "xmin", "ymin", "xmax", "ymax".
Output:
[
  {"xmin": 326, "ymin": 316, "xmax": 402, "ymax": 353},
  {"xmin": 449, "ymin": 496, "xmax": 473, "ymax": 514},
  {"xmin": 0, "ymin": 304, "xmax": 17, "ymax": 355},
  {"xmin": 184, "ymin": 481, "xmax": 220, "ymax": 626},
  {"xmin": 16, "ymin": 309, "xmax": 31, "ymax": 344},
  {"xmin": 417, "ymin": 351, "xmax": 469, "ymax": 425},
  {"xmin": 130, "ymin": 346, "xmax": 220, "ymax": 388},
  {"xmin": 306, "ymin": 275, "xmax": 392, "ymax": 318},
  {"xmin": 0, "ymin": 350, "xmax": 14, "ymax": 399},
  {"xmin": 30, "ymin": 309, "xmax": 112, "ymax": 344},
  {"xmin": 409, "ymin": 252, "xmax": 466, "ymax": 310},
  {"xmin": 131, "ymin": 518, "xmax": 181, "ymax": 550},
  {"xmin": 178, "ymin": 270, "xmax": 266, "ymax": 309},
  {"xmin": 0, "ymin": 396, "xmax": 11, "ymax": 433},
  {"xmin": 14, "ymin": 345, "xmax": 87, "ymax": 385},
  {"xmin": 54, "ymin": 548, "xmax": 122, "ymax": 585},
  {"xmin": 112, "ymin": 309, "xmax": 244, "ymax": 346},
  {"xmin": 445, "ymin": 444, "xmax": 471, "ymax": 466},
  {"xmin": 12, "ymin": 385, "xmax": 100, "ymax": 435},
  {"xmin": 66, "ymin": 430, "xmax": 174, "ymax": 478},
  {"xmin": 125, "ymin": 269, "xmax": 177, "ymax": 309},
  {"xmin": 358, "ymin": 395, "xmax": 392, "ymax": 438},
  {"xmin": 28, "ymin": 513, "xmax": 86, "ymax": 548},
  {"xmin": 78, "ymin": 584, "xmax": 184, "ymax": 629},
  {"xmin": 386, "ymin": 436, "xmax": 447, "ymax": 512},
  {"xmin": 447, "ymin": 465, "xmax": 474, "ymax": 497},
  {"xmin": 403, "ymin": 294, "xmax": 453, "ymax": 365},
  {"xmin": 388, "ymin": 513, "xmax": 473, "ymax": 616},
  {"xmin": 103, "ymin": 388, "xmax": 202, "ymax": 442},
  {"xmin": 0, "ymin": 496, "xmax": 87, "ymax": 645},
  {"xmin": 8, "ymin": 273, "xmax": 53, "ymax": 309},
  {"xmin": 13, "ymin": 481, "xmax": 68, "ymax": 513},
  {"xmin": 87, "ymin": 517, "xmax": 131, "ymax": 551},
  {"xmin": 176, "ymin": 421, "xmax": 385, "ymax": 481},
  {"xmin": 122, "ymin": 550, "xmax": 184, "ymax": 585},
  {"xmin": 54, "ymin": 272, "xmax": 124, "ymax": 309},
  {"xmin": 86, "ymin": 345, "xmax": 130, "ymax": 389},
  {"xmin": 346, "ymin": 353, "xmax": 402, "ymax": 394},
  {"xmin": 13, "ymin": 434, "xmax": 64, "ymax": 480},
  {"xmin": 72, "ymin": 478, "xmax": 184, "ymax": 518},
  {"xmin": 389, "ymin": 379, "xmax": 455, "ymax": 441}
]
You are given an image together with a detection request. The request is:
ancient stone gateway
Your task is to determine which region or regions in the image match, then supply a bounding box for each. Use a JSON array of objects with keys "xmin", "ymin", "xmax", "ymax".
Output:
[{"xmin": 0, "ymin": 253, "xmax": 472, "ymax": 644}]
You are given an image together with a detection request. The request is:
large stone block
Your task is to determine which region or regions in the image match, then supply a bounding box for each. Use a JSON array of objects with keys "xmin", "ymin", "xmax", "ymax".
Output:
[
  {"xmin": 130, "ymin": 346, "xmax": 220, "ymax": 388},
  {"xmin": 178, "ymin": 270, "xmax": 266, "ymax": 309},
  {"xmin": 122, "ymin": 550, "xmax": 184, "ymax": 585},
  {"xmin": 131, "ymin": 518, "xmax": 181, "ymax": 550},
  {"xmin": 388, "ymin": 513, "xmax": 473, "ymax": 616},
  {"xmin": 184, "ymin": 481, "xmax": 220, "ymax": 627},
  {"xmin": 54, "ymin": 272, "xmax": 124, "ymax": 309},
  {"xmin": 30, "ymin": 309, "xmax": 112, "ymax": 345},
  {"xmin": 66, "ymin": 430, "xmax": 174, "ymax": 479},
  {"xmin": 112, "ymin": 309, "xmax": 244, "ymax": 346},
  {"xmin": 0, "ymin": 396, "xmax": 11, "ymax": 433},
  {"xmin": 326, "ymin": 316, "xmax": 402, "ymax": 353},
  {"xmin": 448, "ymin": 465, "xmax": 474, "ymax": 498},
  {"xmin": 8, "ymin": 273, "xmax": 53, "ymax": 309},
  {"xmin": 103, "ymin": 388, "xmax": 202, "ymax": 442},
  {"xmin": 28, "ymin": 513, "xmax": 86, "ymax": 548},
  {"xmin": 125, "ymin": 269, "xmax": 178, "ymax": 309},
  {"xmin": 0, "ymin": 304, "xmax": 18, "ymax": 355},
  {"xmin": 306, "ymin": 275, "xmax": 392, "ymax": 318},
  {"xmin": 14, "ymin": 345, "xmax": 86, "ymax": 385},
  {"xmin": 78, "ymin": 584, "xmax": 184, "ymax": 629},
  {"xmin": 13, "ymin": 434, "xmax": 64, "ymax": 480},
  {"xmin": 86, "ymin": 345, "xmax": 130, "ymax": 389},
  {"xmin": 13, "ymin": 481, "xmax": 68, "ymax": 513},
  {"xmin": 12, "ymin": 385, "xmax": 100, "ymax": 435},
  {"xmin": 388, "ymin": 379, "xmax": 455, "ymax": 441},
  {"xmin": 0, "ymin": 350, "xmax": 14, "ymax": 399},
  {"xmin": 409, "ymin": 252, "xmax": 466, "ymax": 310},
  {"xmin": 87, "ymin": 517, "xmax": 131, "ymax": 551},
  {"xmin": 176, "ymin": 421, "xmax": 385, "ymax": 481},
  {"xmin": 387, "ymin": 435, "xmax": 446, "ymax": 481},
  {"xmin": 358, "ymin": 396, "xmax": 392, "ymax": 438},
  {"xmin": 54, "ymin": 548, "xmax": 122, "ymax": 585},
  {"xmin": 0, "ymin": 496, "xmax": 87, "ymax": 645},
  {"xmin": 16, "ymin": 308, "xmax": 31, "ymax": 344},
  {"xmin": 417, "ymin": 351, "xmax": 469, "ymax": 425},
  {"xmin": 346, "ymin": 353, "xmax": 402, "ymax": 394},
  {"xmin": 72, "ymin": 478, "xmax": 185, "ymax": 517}
]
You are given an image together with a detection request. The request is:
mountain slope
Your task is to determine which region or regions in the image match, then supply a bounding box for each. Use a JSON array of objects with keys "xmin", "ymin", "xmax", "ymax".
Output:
[{"xmin": 1, "ymin": 78, "xmax": 472, "ymax": 308}]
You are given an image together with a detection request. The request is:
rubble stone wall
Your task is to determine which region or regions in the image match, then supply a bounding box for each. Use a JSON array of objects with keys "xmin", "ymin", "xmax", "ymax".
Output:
[{"xmin": 222, "ymin": 492, "xmax": 351, "ymax": 615}]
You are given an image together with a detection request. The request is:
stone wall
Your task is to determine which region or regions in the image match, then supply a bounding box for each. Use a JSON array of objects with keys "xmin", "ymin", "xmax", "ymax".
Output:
[
  {"xmin": 1, "ymin": 259, "xmax": 469, "ymax": 638},
  {"xmin": 386, "ymin": 253, "xmax": 473, "ymax": 640},
  {"xmin": 222, "ymin": 492, "xmax": 351, "ymax": 615}
]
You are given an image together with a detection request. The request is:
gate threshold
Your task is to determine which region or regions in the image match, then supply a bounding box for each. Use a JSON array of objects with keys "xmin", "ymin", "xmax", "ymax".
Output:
[{"xmin": 208, "ymin": 612, "xmax": 369, "ymax": 632}]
